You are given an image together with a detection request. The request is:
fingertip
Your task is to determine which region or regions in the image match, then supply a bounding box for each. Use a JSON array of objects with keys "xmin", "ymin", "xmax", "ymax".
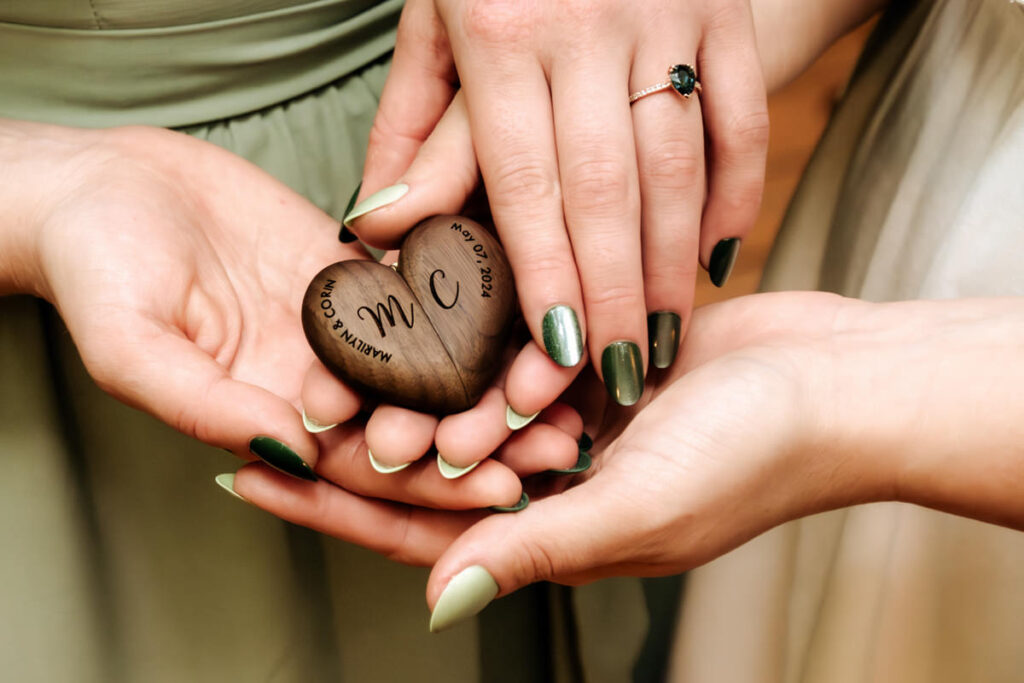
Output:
[
  {"xmin": 365, "ymin": 404, "xmax": 438, "ymax": 467},
  {"xmin": 301, "ymin": 360, "xmax": 362, "ymax": 429}
]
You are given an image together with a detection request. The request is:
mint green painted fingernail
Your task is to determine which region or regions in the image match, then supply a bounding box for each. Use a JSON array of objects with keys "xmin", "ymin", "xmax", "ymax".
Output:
[
  {"xmin": 547, "ymin": 451, "xmax": 592, "ymax": 475},
  {"xmin": 429, "ymin": 566, "xmax": 499, "ymax": 633},
  {"xmin": 249, "ymin": 436, "xmax": 318, "ymax": 481},
  {"xmin": 302, "ymin": 409, "xmax": 337, "ymax": 434},
  {"xmin": 489, "ymin": 492, "xmax": 529, "ymax": 513},
  {"xmin": 601, "ymin": 341, "xmax": 644, "ymax": 406},
  {"xmin": 368, "ymin": 448, "xmax": 411, "ymax": 474},
  {"xmin": 437, "ymin": 453, "xmax": 480, "ymax": 480},
  {"xmin": 342, "ymin": 183, "xmax": 409, "ymax": 226},
  {"xmin": 505, "ymin": 404, "xmax": 540, "ymax": 431},
  {"xmin": 542, "ymin": 305, "xmax": 584, "ymax": 368},
  {"xmin": 648, "ymin": 311, "xmax": 682, "ymax": 369},
  {"xmin": 214, "ymin": 473, "xmax": 249, "ymax": 504},
  {"xmin": 578, "ymin": 432, "xmax": 593, "ymax": 451}
]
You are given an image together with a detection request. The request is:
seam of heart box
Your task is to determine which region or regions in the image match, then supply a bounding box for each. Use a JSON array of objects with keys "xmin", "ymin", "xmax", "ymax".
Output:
[{"xmin": 397, "ymin": 260, "xmax": 475, "ymax": 409}]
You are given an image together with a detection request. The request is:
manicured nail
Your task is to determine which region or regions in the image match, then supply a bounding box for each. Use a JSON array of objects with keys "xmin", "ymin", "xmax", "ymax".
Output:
[
  {"xmin": 302, "ymin": 409, "xmax": 337, "ymax": 434},
  {"xmin": 708, "ymin": 238, "xmax": 741, "ymax": 288},
  {"xmin": 437, "ymin": 453, "xmax": 480, "ymax": 480},
  {"xmin": 339, "ymin": 182, "xmax": 362, "ymax": 242},
  {"xmin": 648, "ymin": 311, "xmax": 681, "ymax": 369},
  {"xmin": 214, "ymin": 473, "xmax": 250, "ymax": 503},
  {"xmin": 578, "ymin": 432, "xmax": 593, "ymax": 451},
  {"xmin": 541, "ymin": 305, "xmax": 584, "ymax": 368},
  {"xmin": 601, "ymin": 341, "xmax": 644, "ymax": 406},
  {"xmin": 429, "ymin": 566, "xmax": 499, "ymax": 633},
  {"xmin": 547, "ymin": 451, "xmax": 592, "ymax": 475},
  {"xmin": 489, "ymin": 492, "xmax": 529, "ymax": 513},
  {"xmin": 505, "ymin": 404, "xmax": 539, "ymax": 431},
  {"xmin": 368, "ymin": 448, "xmax": 411, "ymax": 474},
  {"xmin": 342, "ymin": 183, "xmax": 409, "ymax": 227},
  {"xmin": 249, "ymin": 436, "xmax": 318, "ymax": 481}
]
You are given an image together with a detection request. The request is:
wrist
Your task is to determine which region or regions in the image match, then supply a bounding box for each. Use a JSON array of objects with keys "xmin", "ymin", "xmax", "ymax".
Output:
[
  {"xmin": 0, "ymin": 120, "xmax": 108, "ymax": 299},
  {"xmin": 810, "ymin": 298, "xmax": 1024, "ymax": 525}
]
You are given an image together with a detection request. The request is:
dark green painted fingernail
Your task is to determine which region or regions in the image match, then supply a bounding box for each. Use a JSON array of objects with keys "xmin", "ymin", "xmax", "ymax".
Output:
[
  {"xmin": 602, "ymin": 341, "xmax": 644, "ymax": 406},
  {"xmin": 489, "ymin": 492, "xmax": 529, "ymax": 513},
  {"xmin": 708, "ymin": 238, "xmax": 741, "ymax": 288},
  {"xmin": 648, "ymin": 311, "xmax": 681, "ymax": 369},
  {"xmin": 542, "ymin": 305, "xmax": 584, "ymax": 367},
  {"xmin": 339, "ymin": 182, "xmax": 362, "ymax": 242},
  {"xmin": 578, "ymin": 432, "xmax": 593, "ymax": 451},
  {"xmin": 547, "ymin": 450, "xmax": 592, "ymax": 475},
  {"xmin": 249, "ymin": 436, "xmax": 318, "ymax": 481}
]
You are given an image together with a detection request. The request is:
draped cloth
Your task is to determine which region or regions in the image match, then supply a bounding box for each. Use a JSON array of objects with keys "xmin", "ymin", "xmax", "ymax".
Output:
[{"xmin": 669, "ymin": 0, "xmax": 1024, "ymax": 680}]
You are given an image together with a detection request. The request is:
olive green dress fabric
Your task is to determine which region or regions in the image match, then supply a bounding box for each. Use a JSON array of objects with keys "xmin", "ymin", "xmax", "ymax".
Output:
[
  {"xmin": 0, "ymin": 1, "xmax": 659, "ymax": 681},
  {"xmin": 668, "ymin": 0, "xmax": 1024, "ymax": 680}
]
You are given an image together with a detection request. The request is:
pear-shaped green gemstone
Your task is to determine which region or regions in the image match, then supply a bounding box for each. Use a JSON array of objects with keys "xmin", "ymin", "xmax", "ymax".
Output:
[{"xmin": 669, "ymin": 64, "xmax": 697, "ymax": 96}]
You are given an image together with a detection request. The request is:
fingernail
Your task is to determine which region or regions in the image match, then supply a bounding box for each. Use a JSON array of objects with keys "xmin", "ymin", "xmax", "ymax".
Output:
[
  {"xmin": 437, "ymin": 453, "xmax": 480, "ymax": 480},
  {"xmin": 648, "ymin": 311, "xmax": 681, "ymax": 369},
  {"xmin": 709, "ymin": 238, "xmax": 741, "ymax": 288},
  {"xmin": 342, "ymin": 183, "xmax": 409, "ymax": 227},
  {"xmin": 601, "ymin": 341, "xmax": 644, "ymax": 406},
  {"xmin": 339, "ymin": 182, "xmax": 362, "ymax": 242},
  {"xmin": 249, "ymin": 436, "xmax": 318, "ymax": 481},
  {"xmin": 368, "ymin": 448, "xmax": 412, "ymax": 474},
  {"xmin": 578, "ymin": 432, "xmax": 593, "ymax": 451},
  {"xmin": 505, "ymin": 404, "xmax": 540, "ymax": 431},
  {"xmin": 489, "ymin": 492, "xmax": 529, "ymax": 513},
  {"xmin": 547, "ymin": 450, "xmax": 592, "ymax": 475},
  {"xmin": 429, "ymin": 565, "xmax": 499, "ymax": 633},
  {"xmin": 302, "ymin": 409, "xmax": 337, "ymax": 434},
  {"xmin": 541, "ymin": 305, "xmax": 584, "ymax": 368},
  {"xmin": 214, "ymin": 473, "xmax": 250, "ymax": 504}
]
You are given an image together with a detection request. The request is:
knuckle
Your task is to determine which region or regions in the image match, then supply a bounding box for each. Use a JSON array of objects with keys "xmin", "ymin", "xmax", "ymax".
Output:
[
  {"xmin": 514, "ymin": 250, "xmax": 573, "ymax": 281},
  {"xmin": 514, "ymin": 539, "xmax": 560, "ymax": 583},
  {"xmin": 461, "ymin": 0, "xmax": 535, "ymax": 45},
  {"xmin": 562, "ymin": 158, "xmax": 633, "ymax": 215},
  {"xmin": 584, "ymin": 281, "xmax": 644, "ymax": 313},
  {"xmin": 486, "ymin": 153, "xmax": 560, "ymax": 208},
  {"xmin": 720, "ymin": 108, "xmax": 771, "ymax": 156},
  {"xmin": 640, "ymin": 140, "xmax": 703, "ymax": 188}
]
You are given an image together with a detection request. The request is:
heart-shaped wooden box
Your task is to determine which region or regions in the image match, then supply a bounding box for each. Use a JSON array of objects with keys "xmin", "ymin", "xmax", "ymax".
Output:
[{"xmin": 302, "ymin": 215, "xmax": 516, "ymax": 414}]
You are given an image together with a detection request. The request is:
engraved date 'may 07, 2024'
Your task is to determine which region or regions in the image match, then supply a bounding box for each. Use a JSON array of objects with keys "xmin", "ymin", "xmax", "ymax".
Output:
[{"xmin": 450, "ymin": 222, "xmax": 494, "ymax": 298}]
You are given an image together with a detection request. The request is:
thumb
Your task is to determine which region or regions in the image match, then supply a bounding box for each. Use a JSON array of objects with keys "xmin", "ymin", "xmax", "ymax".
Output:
[
  {"xmin": 426, "ymin": 474, "xmax": 636, "ymax": 632},
  {"xmin": 344, "ymin": 91, "xmax": 479, "ymax": 249},
  {"xmin": 358, "ymin": 0, "xmax": 456, "ymax": 194}
]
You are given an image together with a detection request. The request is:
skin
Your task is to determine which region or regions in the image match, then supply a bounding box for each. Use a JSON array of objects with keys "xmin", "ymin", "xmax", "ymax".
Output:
[
  {"xmin": 345, "ymin": 0, "xmax": 771, "ymax": 388},
  {"xmin": 235, "ymin": 293, "xmax": 1024, "ymax": 614},
  {"xmin": 0, "ymin": 119, "xmax": 574, "ymax": 510}
]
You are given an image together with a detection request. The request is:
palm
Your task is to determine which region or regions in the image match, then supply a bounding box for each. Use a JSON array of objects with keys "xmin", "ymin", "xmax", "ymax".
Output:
[{"xmin": 38, "ymin": 127, "xmax": 364, "ymax": 447}]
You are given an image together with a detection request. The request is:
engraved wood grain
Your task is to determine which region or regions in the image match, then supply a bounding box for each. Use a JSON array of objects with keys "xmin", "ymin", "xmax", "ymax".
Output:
[{"xmin": 301, "ymin": 215, "xmax": 515, "ymax": 414}]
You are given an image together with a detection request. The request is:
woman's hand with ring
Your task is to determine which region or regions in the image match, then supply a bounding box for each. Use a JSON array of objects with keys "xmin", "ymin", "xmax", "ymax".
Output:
[{"xmin": 341, "ymin": 0, "xmax": 769, "ymax": 406}]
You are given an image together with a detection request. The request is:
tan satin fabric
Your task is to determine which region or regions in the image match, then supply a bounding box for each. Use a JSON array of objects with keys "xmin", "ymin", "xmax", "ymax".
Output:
[{"xmin": 668, "ymin": 0, "xmax": 1024, "ymax": 680}]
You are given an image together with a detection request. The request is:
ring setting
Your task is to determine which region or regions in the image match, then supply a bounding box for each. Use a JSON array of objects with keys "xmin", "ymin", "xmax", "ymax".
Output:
[{"xmin": 629, "ymin": 64, "xmax": 701, "ymax": 104}]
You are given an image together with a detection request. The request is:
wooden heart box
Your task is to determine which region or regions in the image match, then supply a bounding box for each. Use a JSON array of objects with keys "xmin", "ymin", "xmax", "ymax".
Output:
[{"xmin": 302, "ymin": 216, "xmax": 516, "ymax": 414}]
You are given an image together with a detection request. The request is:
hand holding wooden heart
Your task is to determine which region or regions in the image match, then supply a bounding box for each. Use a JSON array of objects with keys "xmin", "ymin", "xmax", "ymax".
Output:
[{"xmin": 302, "ymin": 216, "xmax": 516, "ymax": 414}]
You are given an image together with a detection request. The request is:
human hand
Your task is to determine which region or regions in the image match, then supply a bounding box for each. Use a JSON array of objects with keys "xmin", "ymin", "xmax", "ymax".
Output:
[
  {"xmin": 231, "ymin": 292, "xmax": 848, "ymax": 591},
  {"xmin": 341, "ymin": 0, "xmax": 769, "ymax": 402}
]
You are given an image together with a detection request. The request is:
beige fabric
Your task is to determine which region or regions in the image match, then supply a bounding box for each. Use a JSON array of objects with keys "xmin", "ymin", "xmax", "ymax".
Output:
[{"xmin": 668, "ymin": 0, "xmax": 1024, "ymax": 680}]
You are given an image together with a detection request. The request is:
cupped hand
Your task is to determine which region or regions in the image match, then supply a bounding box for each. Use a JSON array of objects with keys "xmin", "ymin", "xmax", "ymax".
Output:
[
  {"xmin": 341, "ymin": 0, "xmax": 769, "ymax": 404},
  {"xmin": 232, "ymin": 292, "xmax": 874, "ymax": 616}
]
